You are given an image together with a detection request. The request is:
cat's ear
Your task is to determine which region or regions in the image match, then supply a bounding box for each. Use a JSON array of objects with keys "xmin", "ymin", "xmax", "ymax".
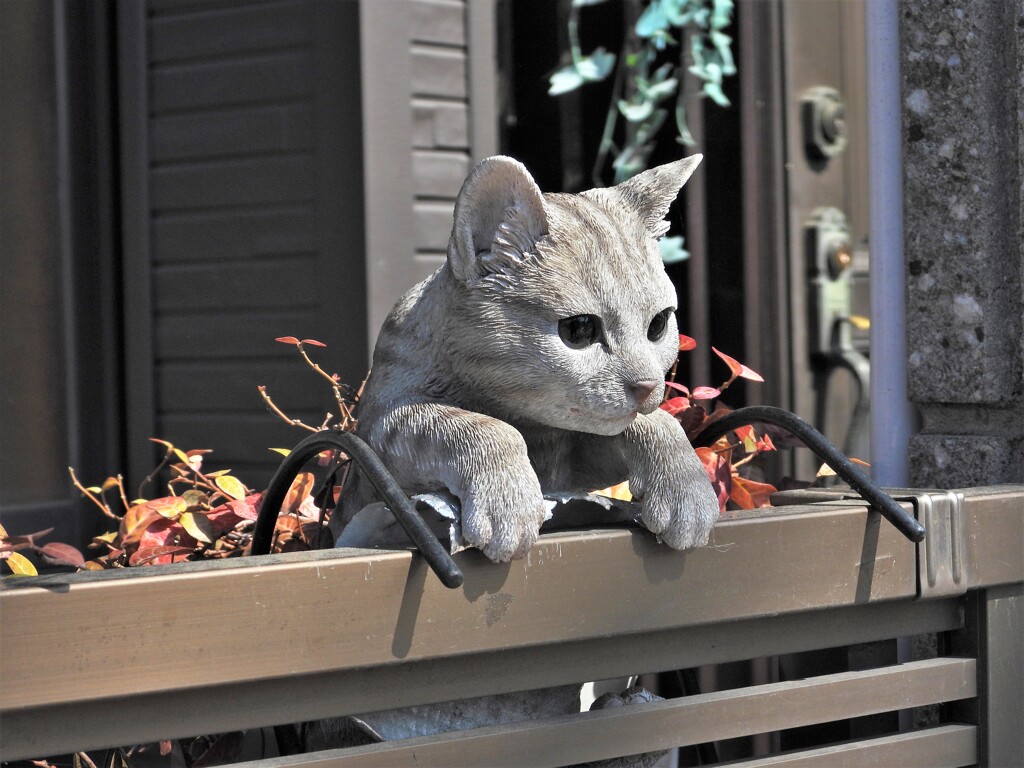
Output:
[
  {"xmin": 448, "ymin": 156, "xmax": 548, "ymax": 283},
  {"xmin": 591, "ymin": 154, "xmax": 702, "ymax": 238}
]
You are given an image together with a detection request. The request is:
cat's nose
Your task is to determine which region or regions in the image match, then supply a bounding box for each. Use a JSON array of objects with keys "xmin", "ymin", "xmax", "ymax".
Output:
[{"xmin": 629, "ymin": 379, "xmax": 660, "ymax": 403}]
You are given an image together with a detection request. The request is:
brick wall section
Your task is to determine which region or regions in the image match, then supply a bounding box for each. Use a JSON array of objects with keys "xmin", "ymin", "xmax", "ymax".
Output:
[{"xmin": 900, "ymin": 0, "xmax": 1024, "ymax": 485}]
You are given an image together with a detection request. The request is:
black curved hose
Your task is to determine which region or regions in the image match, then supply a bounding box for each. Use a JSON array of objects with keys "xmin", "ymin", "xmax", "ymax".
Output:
[
  {"xmin": 693, "ymin": 405, "xmax": 925, "ymax": 543},
  {"xmin": 252, "ymin": 430, "xmax": 464, "ymax": 589}
]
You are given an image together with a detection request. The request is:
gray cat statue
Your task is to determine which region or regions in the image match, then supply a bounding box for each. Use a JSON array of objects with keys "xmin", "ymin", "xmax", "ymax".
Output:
[
  {"xmin": 342, "ymin": 153, "xmax": 719, "ymax": 562},
  {"xmin": 294, "ymin": 156, "xmax": 721, "ymax": 762}
]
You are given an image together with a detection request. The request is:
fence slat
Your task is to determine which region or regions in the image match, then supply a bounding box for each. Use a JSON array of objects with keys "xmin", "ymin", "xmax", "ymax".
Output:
[
  {"xmin": 229, "ymin": 659, "xmax": 977, "ymax": 768},
  {"xmin": 1, "ymin": 505, "xmax": 919, "ymax": 713},
  {"xmin": 719, "ymin": 724, "xmax": 978, "ymax": 768}
]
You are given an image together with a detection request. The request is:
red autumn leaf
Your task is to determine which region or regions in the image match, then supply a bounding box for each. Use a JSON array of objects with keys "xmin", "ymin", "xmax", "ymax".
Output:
[
  {"xmin": 730, "ymin": 475, "xmax": 777, "ymax": 510},
  {"xmin": 301, "ymin": 338, "xmax": 327, "ymax": 347},
  {"xmin": 275, "ymin": 336, "xmax": 301, "ymax": 345},
  {"xmin": 137, "ymin": 518, "xmax": 198, "ymax": 558},
  {"xmin": 120, "ymin": 506, "xmax": 164, "ymax": 546},
  {"xmin": 691, "ymin": 386, "xmax": 722, "ymax": 400},
  {"xmin": 37, "ymin": 542, "xmax": 86, "ymax": 568},
  {"xmin": 696, "ymin": 447, "xmax": 731, "ymax": 512},
  {"xmin": 130, "ymin": 545, "xmax": 193, "ymax": 566},
  {"xmin": 226, "ymin": 493, "xmax": 262, "ymax": 521},
  {"xmin": 664, "ymin": 381, "xmax": 689, "ymax": 396},
  {"xmin": 712, "ymin": 347, "xmax": 765, "ymax": 382},
  {"xmin": 756, "ymin": 433, "xmax": 777, "ymax": 452},
  {"xmin": 734, "ymin": 425, "xmax": 757, "ymax": 452},
  {"xmin": 678, "ymin": 334, "xmax": 697, "ymax": 351},
  {"xmin": 660, "ymin": 396, "xmax": 690, "ymax": 416}
]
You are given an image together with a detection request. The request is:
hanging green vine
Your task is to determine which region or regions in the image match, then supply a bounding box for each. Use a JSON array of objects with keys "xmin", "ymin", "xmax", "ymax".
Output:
[{"xmin": 549, "ymin": 0, "xmax": 736, "ymax": 186}]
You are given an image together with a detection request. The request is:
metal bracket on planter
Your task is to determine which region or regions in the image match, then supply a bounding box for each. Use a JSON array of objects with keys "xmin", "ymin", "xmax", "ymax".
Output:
[
  {"xmin": 914, "ymin": 490, "xmax": 967, "ymax": 598},
  {"xmin": 252, "ymin": 430, "xmax": 464, "ymax": 590},
  {"xmin": 693, "ymin": 405, "xmax": 926, "ymax": 543}
]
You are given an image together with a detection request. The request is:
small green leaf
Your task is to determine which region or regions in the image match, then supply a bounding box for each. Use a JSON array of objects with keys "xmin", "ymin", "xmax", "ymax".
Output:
[
  {"xmin": 549, "ymin": 66, "xmax": 585, "ymax": 96},
  {"xmin": 659, "ymin": 236, "xmax": 690, "ymax": 264}
]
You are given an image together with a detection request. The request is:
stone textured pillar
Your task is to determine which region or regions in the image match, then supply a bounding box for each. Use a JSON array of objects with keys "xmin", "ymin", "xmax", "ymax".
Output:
[{"xmin": 900, "ymin": 0, "xmax": 1024, "ymax": 487}]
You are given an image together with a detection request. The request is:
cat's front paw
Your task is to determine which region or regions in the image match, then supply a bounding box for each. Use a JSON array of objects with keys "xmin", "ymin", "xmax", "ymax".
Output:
[
  {"xmin": 460, "ymin": 472, "xmax": 548, "ymax": 562},
  {"xmin": 634, "ymin": 463, "xmax": 719, "ymax": 550},
  {"xmin": 625, "ymin": 411, "xmax": 719, "ymax": 550}
]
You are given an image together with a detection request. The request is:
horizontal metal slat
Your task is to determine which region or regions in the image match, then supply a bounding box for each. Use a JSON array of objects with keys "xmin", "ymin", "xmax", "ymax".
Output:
[
  {"xmin": 0, "ymin": 597, "xmax": 964, "ymax": 759},
  {"xmin": 151, "ymin": 154, "xmax": 314, "ymax": 211},
  {"xmin": 149, "ymin": 0, "xmax": 312, "ymax": 63},
  {"xmin": 150, "ymin": 52, "xmax": 314, "ymax": 113},
  {"xmin": 0, "ymin": 504, "xmax": 919, "ymax": 714},
  {"xmin": 232, "ymin": 659, "xmax": 978, "ymax": 768},
  {"xmin": 720, "ymin": 724, "xmax": 977, "ymax": 767},
  {"xmin": 153, "ymin": 205, "xmax": 314, "ymax": 264},
  {"xmin": 151, "ymin": 103, "xmax": 314, "ymax": 162}
]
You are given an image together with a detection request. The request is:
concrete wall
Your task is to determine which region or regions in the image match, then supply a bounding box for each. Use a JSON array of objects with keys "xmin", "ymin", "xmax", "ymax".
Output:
[{"xmin": 901, "ymin": 0, "xmax": 1024, "ymax": 487}]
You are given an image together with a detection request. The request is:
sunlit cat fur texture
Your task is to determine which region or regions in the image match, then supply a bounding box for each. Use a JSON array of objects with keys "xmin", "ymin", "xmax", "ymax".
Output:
[{"xmin": 346, "ymin": 154, "xmax": 719, "ymax": 562}]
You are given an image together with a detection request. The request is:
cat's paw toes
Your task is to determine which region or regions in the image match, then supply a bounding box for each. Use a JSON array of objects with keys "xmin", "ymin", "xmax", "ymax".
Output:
[
  {"xmin": 462, "ymin": 491, "xmax": 546, "ymax": 563},
  {"xmin": 640, "ymin": 482, "xmax": 718, "ymax": 551}
]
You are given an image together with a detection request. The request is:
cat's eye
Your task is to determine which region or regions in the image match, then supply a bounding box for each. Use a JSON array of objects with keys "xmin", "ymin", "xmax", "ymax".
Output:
[
  {"xmin": 647, "ymin": 308, "xmax": 673, "ymax": 342},
  {"xmin": 559, "ymin": 314, "xmax": 601, "ymax": 349}
]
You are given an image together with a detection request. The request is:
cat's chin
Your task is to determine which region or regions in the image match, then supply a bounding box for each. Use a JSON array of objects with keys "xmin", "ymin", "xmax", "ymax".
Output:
[{"xmin": 567, "ymin": 407, "xmax": 638, "ymax": 436}]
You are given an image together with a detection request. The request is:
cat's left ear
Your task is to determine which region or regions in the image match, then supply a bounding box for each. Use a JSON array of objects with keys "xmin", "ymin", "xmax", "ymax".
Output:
[{"xmin": 588, "ymin": 154, "xmax": 702, "ymax": 237}]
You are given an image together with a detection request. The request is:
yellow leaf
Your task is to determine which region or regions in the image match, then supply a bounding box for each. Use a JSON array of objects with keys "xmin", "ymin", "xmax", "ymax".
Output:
[
  {"xmin": 815, "ymin": 463, "xmax": 837, "ymax": 478},
  {"xmin": 215, "ymin": 475, "xmax": 247, "ymax": 501},
  {"xmin": 173, "ymin": 448, "xmax": 191, "ymax": 466},
  {"xmin": 4, "ymin": 552, "xmax": 38, "ymax": 576},
  {"xmin": 178, "ymin": 512, "xmax": 213, "ymax": 544},
  {"xmin": 102, "ymin": 476, "xmax": 120, "ymax": 491},
  {"xmin": 594, "ymin": 481, "xmax": 633, "ymax": 501},
  {"xmin": 269, "ymin": 448, "xmax": 291, "ymax": 457},
  {"xmin": 148, "ymin": 496, "xmax": 187, "ymax": 518},
  {"xmin": 0, "ymin": 522, "xmax": 7, "ymax": 538},
  {"xmin": 848, "ymin": 315, "xmax": 871, "ymax": 330}
]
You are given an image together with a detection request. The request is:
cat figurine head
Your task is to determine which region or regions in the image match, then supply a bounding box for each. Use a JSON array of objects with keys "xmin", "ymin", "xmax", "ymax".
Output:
[{"xmin": 440, "ymin": 155, "xmax": 702, "ymax": 436}]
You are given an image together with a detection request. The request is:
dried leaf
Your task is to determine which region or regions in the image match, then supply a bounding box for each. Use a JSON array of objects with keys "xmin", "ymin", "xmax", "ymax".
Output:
[
  {"xmin": 4, "ymin": 551, "xmax": 37, "ymax": 576},
  {"xmin": 38, "ymin": 542, "xmax": 86, "ymax": 568},
  {"xmin": 282, "ymin": 472, "xmax": 315, "ymax": 515},
  {"xmin": 730, "ymin": 476, "xmax": 777, "ymax": 509},
  {"xmin": 179, "ymin": 512, "xmax": 214, "ymax": 544},
  {"xmin": 594, "ymin": 481, "xmax": 633, "ymax": 501}
]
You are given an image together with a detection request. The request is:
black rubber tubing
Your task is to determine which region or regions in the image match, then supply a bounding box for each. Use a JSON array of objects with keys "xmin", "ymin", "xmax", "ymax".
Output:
[
  {"xmin": 692, "ymin": 405, "xmax": 925, "ymax": 543},
  {"xmin": 252, "ymin": 430, "xmax": 465, "ymax": 589}
]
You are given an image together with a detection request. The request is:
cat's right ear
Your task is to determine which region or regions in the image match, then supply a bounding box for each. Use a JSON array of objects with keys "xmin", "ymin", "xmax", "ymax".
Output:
[{"xmin": 448, "ymin": 156, "xmax": 548, "ymax": 284}]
